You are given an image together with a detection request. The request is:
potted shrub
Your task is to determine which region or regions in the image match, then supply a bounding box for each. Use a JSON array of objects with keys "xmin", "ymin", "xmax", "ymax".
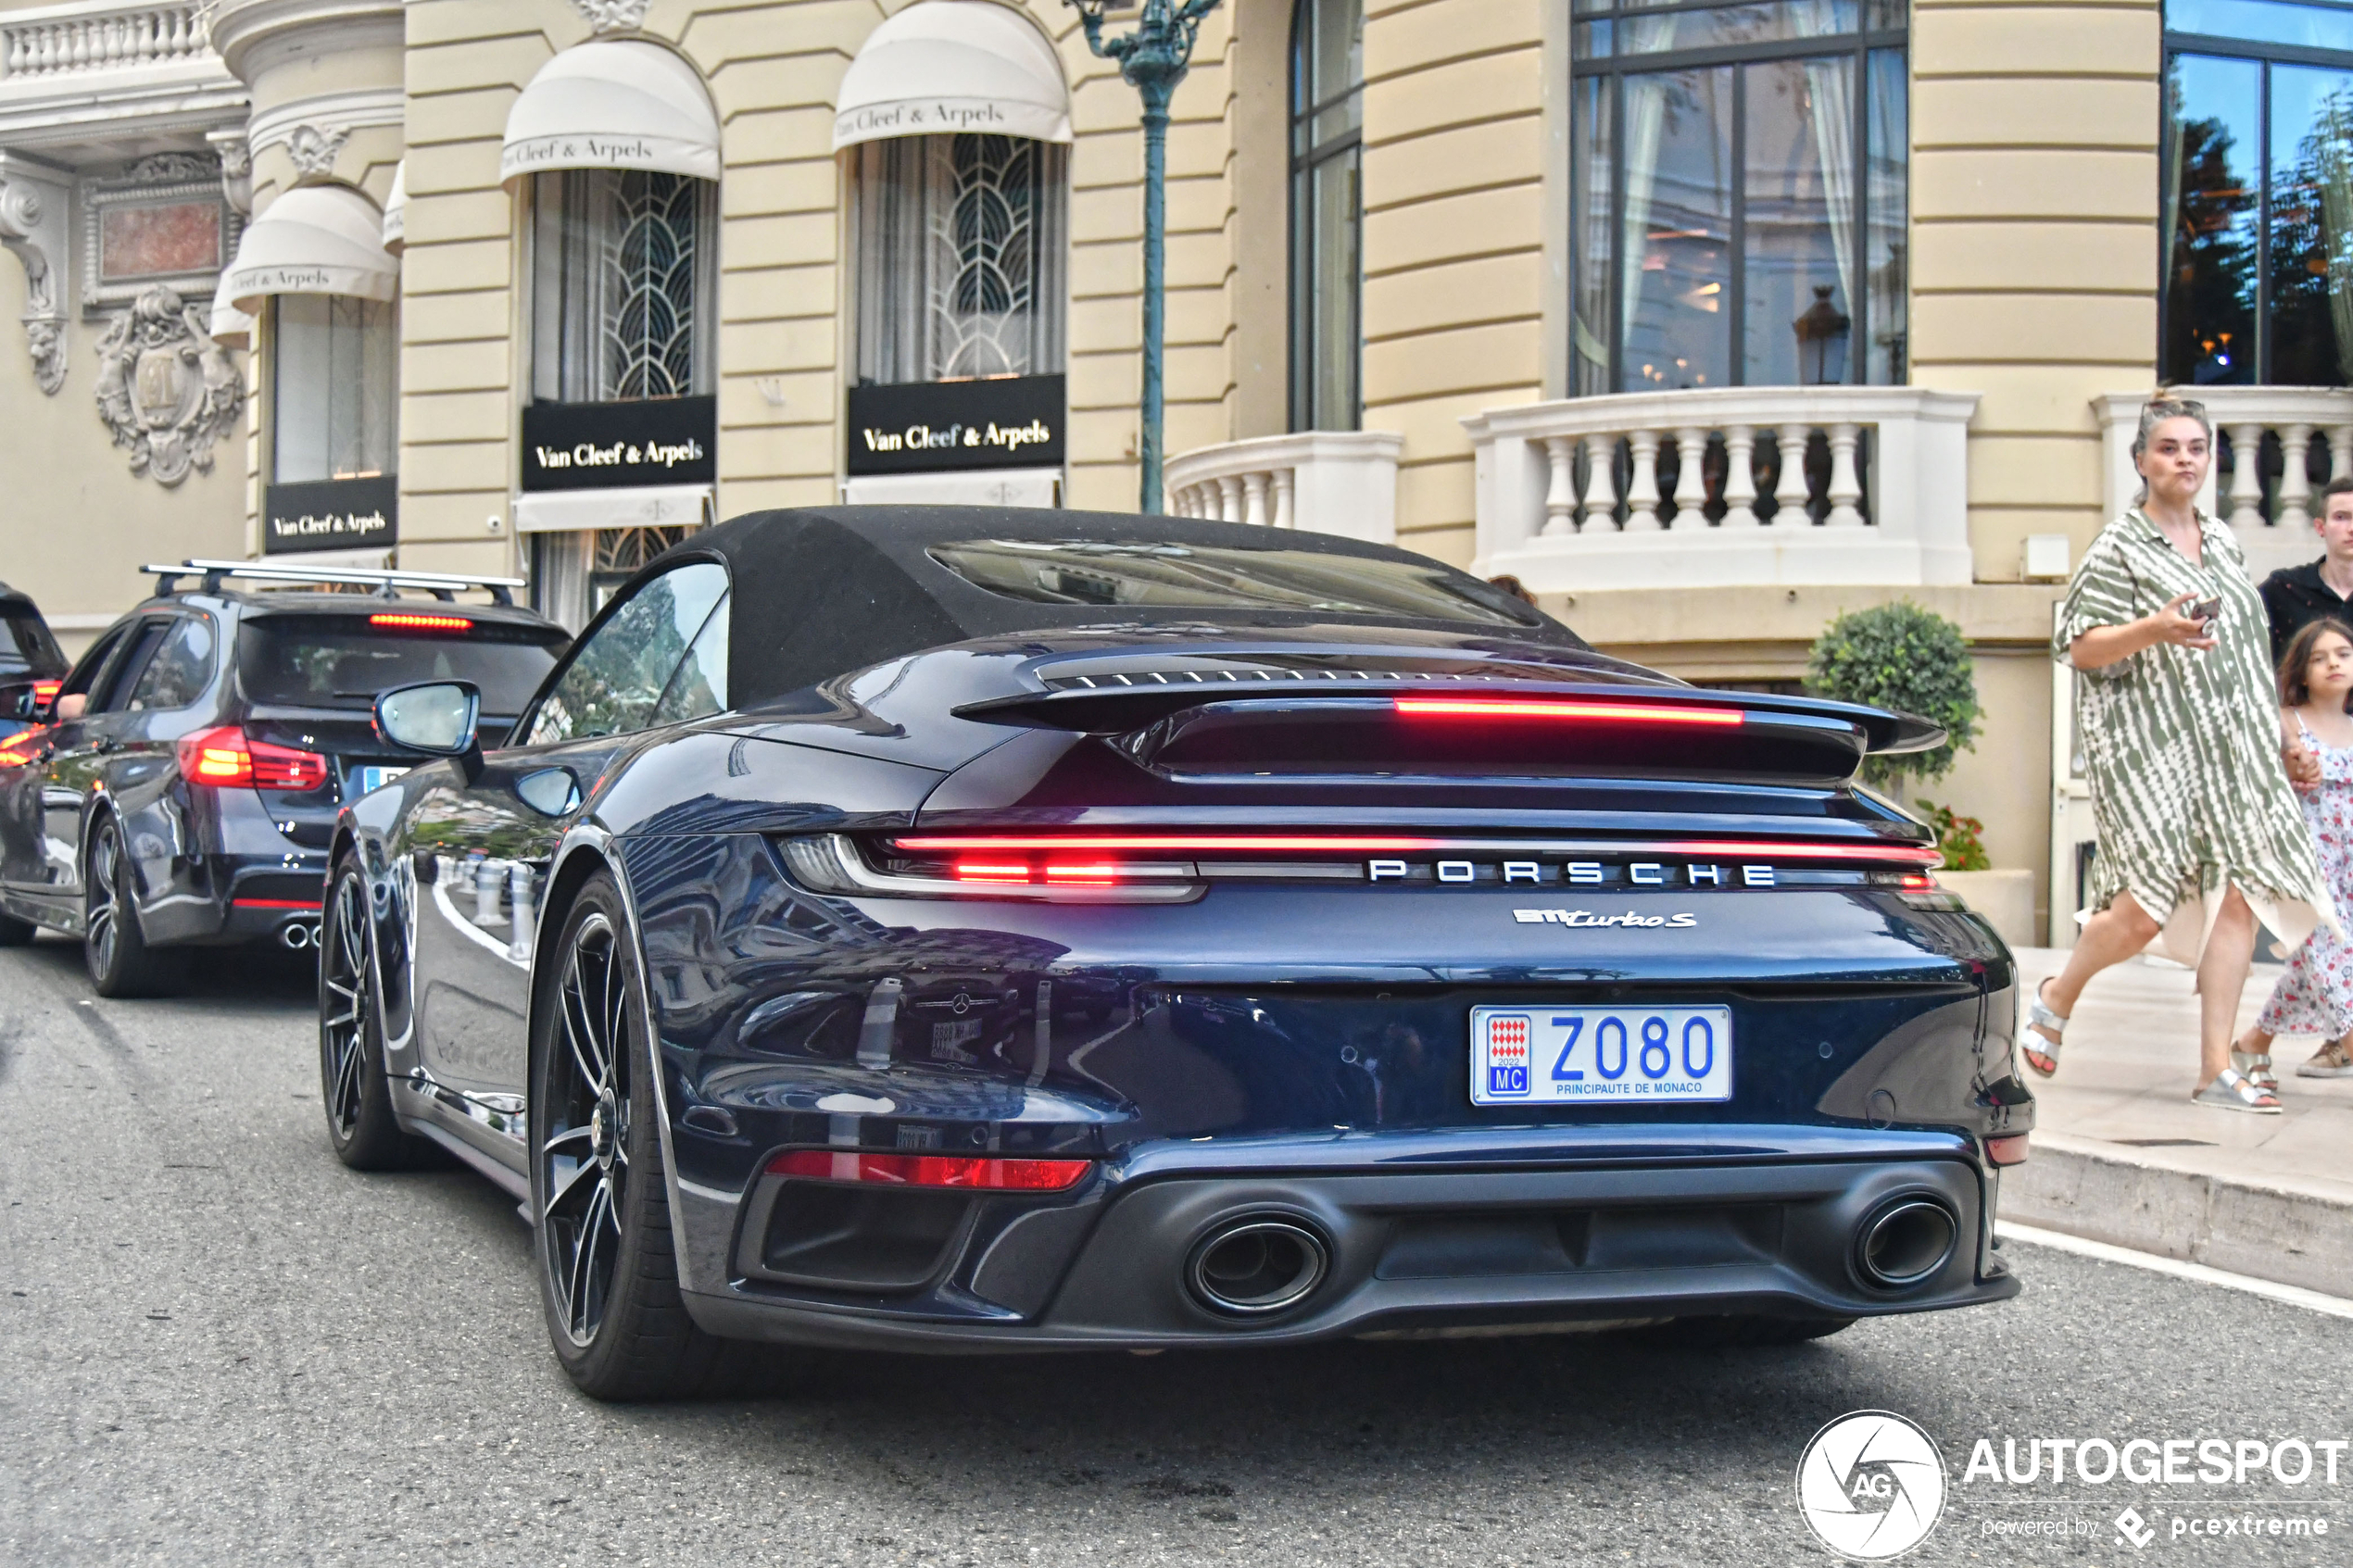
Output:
[{"xmin": 1806, "ymin": 604, "xmax": 2032, "ymax": 946}]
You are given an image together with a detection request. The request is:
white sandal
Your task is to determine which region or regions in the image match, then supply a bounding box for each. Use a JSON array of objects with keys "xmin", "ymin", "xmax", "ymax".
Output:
[
  {"xmin": 2231, "ymin": 1047, "xmax": 2278, "ymax": 1092},
  {"xmin": 2019, "ymin": 979, "xmax": 2067, "ymax": 1078},
  {"xmin": 2193, "ymin": 1067, "xmax": 2283, "ymax": 1114}
]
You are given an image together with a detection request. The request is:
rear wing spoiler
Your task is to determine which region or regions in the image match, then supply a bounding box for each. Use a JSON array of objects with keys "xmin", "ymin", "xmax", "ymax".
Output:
[{"xmin": 144, "ymin": 558, "xmax": 525, "ymax": 606}]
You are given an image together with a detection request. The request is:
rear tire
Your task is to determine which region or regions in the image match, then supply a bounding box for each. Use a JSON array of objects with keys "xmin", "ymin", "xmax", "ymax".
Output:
[
  {"xmin": 319, "ymin": 857, "xmax": 429, "ymax": 1171},
  {"xmin": 530, "ymin": 873, "xmax": 746, "ymax": 1401},
  {"xmin": 82, "ymin": 816, "xmax": 188, "ymax": 998}
]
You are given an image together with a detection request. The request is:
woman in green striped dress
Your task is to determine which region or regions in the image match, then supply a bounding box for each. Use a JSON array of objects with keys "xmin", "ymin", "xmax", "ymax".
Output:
[{"xmin": 2024, "ymin": 397, "xmax": 2333, "ymax": 1112}]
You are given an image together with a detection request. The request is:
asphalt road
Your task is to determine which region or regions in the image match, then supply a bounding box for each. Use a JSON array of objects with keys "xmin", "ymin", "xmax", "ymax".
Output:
[{"xmin": 3, "ymin": 934, "xmax": 2349, "ymax": 1568}]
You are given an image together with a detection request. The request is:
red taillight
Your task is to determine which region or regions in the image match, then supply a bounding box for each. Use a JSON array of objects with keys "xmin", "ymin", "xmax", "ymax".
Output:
[
  {"xmin": 1662, "ymin": 838, "xmax": 1944, "ymax": 868},
  {"xmin": 764, "ymin": 1150, "xmax": 1092, "ymax": 1191},
  {"xmin": 1898, "ymin": 872, "xmax": 1936, "ymax": 889},
  {"xmin": 898, "ymin": 833, "xmax": 1942, "ymax": 867},
  {"xmin": 952, "ymin": 861, "xmax": 1034, "ymax": 884},
  {"xmin": 1985, "ymin": 1135, "xmax": 2031, "ymax": 1167},
  {"xmin": 369, "ymin": 612, "xmax": 472, "ymax": 633},
  {"xmin": 31, "ymin": 679, "xmax": 60, "ymax": 704},
  {"xmin": 175, "ymin": 726, "xmax": 330, "ymax": 792},
  {"xmin": 1394, "ymin": 696, "xmax": 1745, "ymax": 726}
]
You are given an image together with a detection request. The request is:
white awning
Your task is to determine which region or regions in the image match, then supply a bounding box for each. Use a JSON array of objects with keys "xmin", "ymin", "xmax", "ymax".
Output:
[
  {"xmin": 381, "ymin": 159, "xmax": 406, "ymax": 254},
  {"xmin": 501, "ymin": 40, "xmax": 721, "ymax": 186},
  {"xmin": 221, "ymin": 183, "xmax": 399, "ymax": 315},
  {"xmin": 833, "ymin": 1, "xmax": 1072, "ymax": 152},
  {"xmin": 512, "ymin": 483, "xmax": 712, "ymax": 534},
  {"xmin": 208, "ymin": 295, "xmax": 256, "ymax": 349}
]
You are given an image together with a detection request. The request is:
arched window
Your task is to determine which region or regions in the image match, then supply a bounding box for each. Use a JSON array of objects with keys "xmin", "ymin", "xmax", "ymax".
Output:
[
  {"xmin": 849, "ymin": 133, "xmax": 1068, "ymax": 383},
  {"xmin": 1570, "ymin": 1, "xmax": 1908, "ymax": 394},
  {"xmin": 1291, "ymin": 0, "xmax": 1363, "ymax": 431}
]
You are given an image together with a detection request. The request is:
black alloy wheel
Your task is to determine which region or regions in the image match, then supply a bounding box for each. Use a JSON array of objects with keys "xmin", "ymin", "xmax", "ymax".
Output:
[
  {"xmin": 530, "ymin": 872, "xmax": 736, "ymax": 1400},
  {"xmin": 319, "ymin": 858, "xmax": 426, "ymax": 1169},
  {"xmin": 82, "ymin": 816, "xmax": 187, "ymax": 997}
]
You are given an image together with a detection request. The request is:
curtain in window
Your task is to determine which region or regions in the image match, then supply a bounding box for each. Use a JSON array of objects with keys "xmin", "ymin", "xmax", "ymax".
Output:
[
  {"xmin": 531, "ymin": 169, "xmax": 717, "ymax": 402},
  {"xmin": 851, "ymin": 133, "xmax": 1068, "ymax": 383},
  {"xmin": 1795, "ymin": 3, "xmax": 1856, "ymax": 325},
  {"xmin": 272, "ymin": 295, "xmax": 396, "ymax": 483},
  {"xmin": 1617, "ymin": 14, "xmax": 1682, "ymax": 359}
]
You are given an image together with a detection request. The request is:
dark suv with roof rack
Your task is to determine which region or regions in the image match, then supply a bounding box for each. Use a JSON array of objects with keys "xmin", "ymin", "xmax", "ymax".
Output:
[
  {"xmin": 0, "ymin": 581, "xmax": 69, "ymax": 741},
  {"xmin": 0, "ymin": 561, "xmax": 569, "ymax": 995}
]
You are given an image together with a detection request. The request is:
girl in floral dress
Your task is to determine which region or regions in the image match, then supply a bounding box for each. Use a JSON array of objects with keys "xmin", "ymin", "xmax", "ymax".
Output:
[{"xmin": 2235, "ymin": 618, "xmax": 2353, "ymax": 1086}]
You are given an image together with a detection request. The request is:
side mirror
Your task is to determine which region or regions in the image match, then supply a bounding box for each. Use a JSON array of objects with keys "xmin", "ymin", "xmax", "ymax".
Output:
[
  {"xmin": 374, "ymin": 681, "xmax": 481, "ymax": 758},
  {"xmin": 514, "ymin": 767, "xmax": 581, "ymax": 818}
]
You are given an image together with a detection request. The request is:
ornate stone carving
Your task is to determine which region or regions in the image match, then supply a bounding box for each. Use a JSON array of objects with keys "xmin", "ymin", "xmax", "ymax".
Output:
[
  {"xmin": 0, "ymin": 155, "xmax": 70, "ymax": 396},
  {"xmin": 94, "ymin": 284, "xmax": 245, "ymax": 486},
  {"xmin": 285, "ymin": 124, "xmax": 348, "ymax": 180},
  {"xmin": 124, "ymin": 152, "xmax": 217, "ymax": 183},
  {"xmin": 572, "ymin": 0, "xmax": 650, "ymax": 31},
  {"xmin": 208, "ymin": 131, "xmax": 253, "ymax": 215},
  {"xmin": 24, "ymin": 318, "xmax": 64, "ymax": 395}
]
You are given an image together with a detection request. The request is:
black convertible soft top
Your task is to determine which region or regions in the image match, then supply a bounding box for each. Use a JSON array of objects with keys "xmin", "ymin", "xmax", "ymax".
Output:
[{"xmin": 639, "ymin": 506, "xmax": 1579, "ymax": 707}]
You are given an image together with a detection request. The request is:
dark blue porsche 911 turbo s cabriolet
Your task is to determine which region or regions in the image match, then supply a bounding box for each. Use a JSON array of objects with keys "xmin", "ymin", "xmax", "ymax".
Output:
[{"xmin": 323, "ymin": 505, "xmax": 2031, "ymax": 1399}]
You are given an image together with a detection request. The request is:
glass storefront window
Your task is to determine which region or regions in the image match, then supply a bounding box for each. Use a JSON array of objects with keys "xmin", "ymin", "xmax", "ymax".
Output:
[
  {"xmin": 849, "ymin": 132, "xmax": 1068, "ymax": 384},
  {"xmin": 1571, "ymin": 0, "xmax": 1907, "ymax": 393},
  {"xmin": 1291, "ymin": 0, "xmax": 1364, "ymax": 431},
  {"xmin": 2162, "ymin": 3, "xmax": 2353, "ymax": 385},
  {"xmin": 271, "ymin": 295, "xmax": 396, "ymax": 483}
]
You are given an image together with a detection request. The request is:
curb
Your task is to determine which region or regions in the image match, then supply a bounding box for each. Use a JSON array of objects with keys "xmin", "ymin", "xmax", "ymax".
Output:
[{"xmin": 2000, "ymin": 1137, "xmax": 2353, "ymax": 1299}]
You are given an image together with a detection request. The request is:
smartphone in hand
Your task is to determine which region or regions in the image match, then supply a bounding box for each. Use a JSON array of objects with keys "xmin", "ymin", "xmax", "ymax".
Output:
[{"xmin": 2190, "ymin": 596, "xmax": 2221, "ymax": 628}]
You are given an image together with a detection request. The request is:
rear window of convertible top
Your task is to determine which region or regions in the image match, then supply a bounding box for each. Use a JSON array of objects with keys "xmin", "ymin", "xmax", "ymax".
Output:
[
  {"xmin": 238, "ymin": 616, "xmax": 567, "ymax": 714},
  {"xmin": 926, "ymin": 539, "xmax": 1542, "ymax": 627}
]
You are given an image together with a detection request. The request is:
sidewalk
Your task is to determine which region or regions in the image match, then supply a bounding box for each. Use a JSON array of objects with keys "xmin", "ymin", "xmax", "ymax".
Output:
[{"xmin": 1999, "ymin": 947, "xmax": 2353, "ymax": 1298}]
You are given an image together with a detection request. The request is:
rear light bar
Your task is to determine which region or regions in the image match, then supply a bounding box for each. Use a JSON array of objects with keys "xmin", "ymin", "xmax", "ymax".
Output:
[
  {"xmin": 764, "ymin": 1149, "xmax": 1091, "ymax": 1191},
  {"xmin": 174, "ymin": 725, "xmax": 331, "ymax": 793},
  {"xmin": 370, "ymin": 612, "xmax": 473, "ymax": 633},
  {"xmin": 1394, "ymin": 696, "xmax": 1744, "ymax": 726},
  {"xmin": 892, "ymin": 833, "xmax": 1941, "ymax": 867}
]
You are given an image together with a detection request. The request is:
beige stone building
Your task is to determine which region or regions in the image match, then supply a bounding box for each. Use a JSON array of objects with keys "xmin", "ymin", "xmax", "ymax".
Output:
[{"xmin": 0, "ymin": 0, "xmax": 2347, "ymax": 941}]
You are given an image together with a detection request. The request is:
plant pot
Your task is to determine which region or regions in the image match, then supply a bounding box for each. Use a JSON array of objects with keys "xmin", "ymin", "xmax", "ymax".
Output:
[{"xmin": 1932, "ymin": 868, "xmax": 2037, "ymax": 950}]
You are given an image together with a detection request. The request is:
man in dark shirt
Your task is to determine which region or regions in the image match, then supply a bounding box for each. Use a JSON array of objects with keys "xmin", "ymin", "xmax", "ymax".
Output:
[{"xmin": 2260, "ymin": 476, "xmax": 2353, "ymax": 670}]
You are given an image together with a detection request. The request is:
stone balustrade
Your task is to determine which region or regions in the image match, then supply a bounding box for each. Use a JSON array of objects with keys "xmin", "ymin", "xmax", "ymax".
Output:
[
  {"xmin": 1164, "ymin": 429, "xmax": 1404, "ymax": 546},
  {"xmin": 0, "ymin": 3, "xmax": 211, "ymax": 77},
  {"xmin": 2096, "ymin": 387, "xmax": 2353, "ymax": 582},
  {"xmin": 1465, "ymin": 386, "xmax": 1980, "ymax": 592}
]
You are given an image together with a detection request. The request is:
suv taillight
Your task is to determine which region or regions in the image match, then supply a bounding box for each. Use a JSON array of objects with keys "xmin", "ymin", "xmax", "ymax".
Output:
[{"xmin": 175, "ymin": 726, "xmax": 330, "ymax": 792}]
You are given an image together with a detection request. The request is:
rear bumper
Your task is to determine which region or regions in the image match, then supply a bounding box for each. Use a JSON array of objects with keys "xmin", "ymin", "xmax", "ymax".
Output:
[{"xmin": 680, "ymin": 1151, "xmax": 2013, "ymax": 1353}]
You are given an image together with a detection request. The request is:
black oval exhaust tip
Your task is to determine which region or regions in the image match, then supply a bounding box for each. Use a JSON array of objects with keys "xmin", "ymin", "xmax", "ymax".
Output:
[
  {"xmin": 1186, "ymin": 1217, "xmax": 1330, "ymax": 1316},
  {"xmin": 1856, "ymin": 1197, "xmax": 1959, "ymax": 1289}
]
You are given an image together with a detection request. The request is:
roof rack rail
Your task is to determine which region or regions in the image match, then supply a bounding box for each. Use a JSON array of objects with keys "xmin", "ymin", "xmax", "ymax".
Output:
[{"xmin": 143, "ymin": 558, "xmax": 524, "ymax": 607}]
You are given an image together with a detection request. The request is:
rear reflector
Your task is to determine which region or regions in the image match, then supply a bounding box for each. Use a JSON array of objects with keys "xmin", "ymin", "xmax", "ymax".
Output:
[
  {"xmin": 370, "ymin": 612, "xmax": 473, "ymax": 633},
  {"xmin": 764, "ymin": 1150, "xmax": 1092, "ymax": 1191},
  {"xmin": 1985, "ymin": 1135, "xmax": 2031, "ymax": 1167},
  {"xmin": 233, "ymin": 896, "xmax": 324, "ymax": 910},
  {"xmin": 1394, "ymin": 696, "xmax": 1743, "ymax": 726}
]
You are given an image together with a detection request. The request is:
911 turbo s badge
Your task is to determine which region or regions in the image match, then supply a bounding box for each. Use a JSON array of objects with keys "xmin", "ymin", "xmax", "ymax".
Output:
[{"xmin": 1514, "ymin": 909, "xmax": 1699, "ymax": 928}]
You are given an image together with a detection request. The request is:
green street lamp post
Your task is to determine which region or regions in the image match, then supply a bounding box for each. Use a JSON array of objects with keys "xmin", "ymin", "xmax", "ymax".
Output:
[{"xmin": 1066, "ymin": 0, "xmax": 1224, "ymax": 515}]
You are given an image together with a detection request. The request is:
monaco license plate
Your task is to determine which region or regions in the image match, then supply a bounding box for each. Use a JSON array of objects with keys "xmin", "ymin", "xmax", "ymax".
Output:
[
  {"xmin": 1469, "ymin": 1005, "xmax": 1734, "ymax": 1105},
  {"xmin": 354, "ymin": 765, "xmax": 409, "ymax": 797}
]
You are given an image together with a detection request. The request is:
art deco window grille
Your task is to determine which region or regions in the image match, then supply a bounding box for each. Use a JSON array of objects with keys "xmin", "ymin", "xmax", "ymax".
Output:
[
  {"xmin": 850, "ymin": 132, "xmax": 1068, "ymax": 383},
  {"xmin": 530, "ymin": 168, "xmax": 717, "ymax": 403}
]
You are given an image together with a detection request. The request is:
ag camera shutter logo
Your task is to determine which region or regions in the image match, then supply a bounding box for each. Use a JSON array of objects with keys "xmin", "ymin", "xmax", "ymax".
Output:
[{"xmin": 1796, "ymin": 1411, "xmax": 1948, "ymax": 1559}]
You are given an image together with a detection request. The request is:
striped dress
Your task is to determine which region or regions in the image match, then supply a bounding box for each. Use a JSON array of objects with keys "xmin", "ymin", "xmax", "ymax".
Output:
[{"xmin": 2055, "ymin": 507, "xmax": 2333, "ymax": 966}]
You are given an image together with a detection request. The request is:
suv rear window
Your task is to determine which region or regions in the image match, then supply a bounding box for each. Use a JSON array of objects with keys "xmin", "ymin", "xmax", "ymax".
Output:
[
  {"xmin": 238, "ymin": 615, "xmax": 566, "ymax": 714},
  {"xmin": 927, "ymin": 540, "xmax": 1543, "ymax": 628},
  {"xmin": 3, "ymin": 610, "xmax": 66, "ymax": 676}
]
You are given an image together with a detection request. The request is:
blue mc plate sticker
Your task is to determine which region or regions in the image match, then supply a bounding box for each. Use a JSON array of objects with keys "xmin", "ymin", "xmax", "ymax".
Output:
[{"xmin": 1470, "ymin": 1005, "xmax": 1734, "ymax": 1105}]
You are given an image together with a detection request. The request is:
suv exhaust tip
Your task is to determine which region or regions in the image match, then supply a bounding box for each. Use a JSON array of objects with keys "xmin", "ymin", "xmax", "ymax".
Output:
[
  {"xmin": 1855, "ymin": 1197, "xmax": 1958, "ymax": 1289},
  {"xmin": 1185, "ymin": 1216, "xmax": 1330, "ymax": 1317}
]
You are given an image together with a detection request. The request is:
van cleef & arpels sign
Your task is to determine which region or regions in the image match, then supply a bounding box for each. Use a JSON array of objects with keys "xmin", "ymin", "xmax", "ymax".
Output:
[
  {"xmin": 521, "ymin": 396, "xmax": 717, "ymax": 492},
  {"xmin": 263, "ymin": 474, "xmax": 397, "ymax": 555},
  {"xmin": 846, "ymin": 375, "xmax": 1065, "ymax": 476}
]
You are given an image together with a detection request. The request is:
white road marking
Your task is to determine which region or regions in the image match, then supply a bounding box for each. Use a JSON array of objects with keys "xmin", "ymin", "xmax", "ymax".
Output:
[{"xmin": 1998, "ymin": 1221, "xmax": 2353, "ymax": 1321}]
